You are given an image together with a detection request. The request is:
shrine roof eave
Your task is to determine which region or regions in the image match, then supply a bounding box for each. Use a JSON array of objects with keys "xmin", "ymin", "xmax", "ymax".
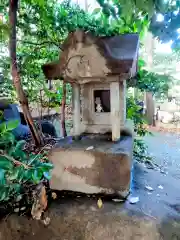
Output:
[
  {"xmin": 42, "ymin": 61, "xmax": 62, "ymax": 81},
  {"xmin": 42, "ymin": 60, "xmax": 138, "ymax": 84}
]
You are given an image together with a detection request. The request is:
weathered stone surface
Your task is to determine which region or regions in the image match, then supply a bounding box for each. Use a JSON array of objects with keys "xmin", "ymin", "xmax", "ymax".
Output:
[
  {"xmin": 48, "ymin": 133, "xmax": 134, "ymax": 199},
  {"xmin": 42, "ymin": 30, "xmax": 139, "ymax": 83}
]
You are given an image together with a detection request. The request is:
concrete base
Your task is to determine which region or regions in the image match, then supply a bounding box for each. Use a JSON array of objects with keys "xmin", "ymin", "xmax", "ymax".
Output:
[{"xmin": 48, "ymin": 132, "xmax": 134, "ymax": 199}]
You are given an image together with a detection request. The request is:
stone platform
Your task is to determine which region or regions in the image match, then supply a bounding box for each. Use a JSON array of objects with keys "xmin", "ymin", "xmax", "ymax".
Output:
[{"xmin": 48, "ymin": 133, "xmax": 134, "ymax": 199}]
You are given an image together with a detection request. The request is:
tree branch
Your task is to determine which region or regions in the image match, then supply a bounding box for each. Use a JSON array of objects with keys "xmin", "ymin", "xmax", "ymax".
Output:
[
  {"xmin": 0, "ymin": 153, "xmax": 30, "ymax": 169},
  {"xmin": 17, "ymin": 40, "xmax": 63, "ymax": 49}
]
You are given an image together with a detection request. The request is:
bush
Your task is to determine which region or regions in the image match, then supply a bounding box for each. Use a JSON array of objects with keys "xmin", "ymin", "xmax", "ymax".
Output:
[
  {"xmin": 127, "ymin": 97, "xmax": 152, "ymax": 162},
  {"xmin": 0, "ymin": 119, "xmax": 53, "ymax": 205}
]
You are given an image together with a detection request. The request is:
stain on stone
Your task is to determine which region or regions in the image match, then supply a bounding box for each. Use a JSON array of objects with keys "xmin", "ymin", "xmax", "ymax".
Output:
[
  {"xmin": 49, "ymin": 134, "xmax": 133, "ymax": 196},
  {"xmin": 42, "ymin": 30, "xmax": 139, "ymax": 83},
  {"xmin": 67, "ymin": 151, "xmax": 131, "ymax": 192}
]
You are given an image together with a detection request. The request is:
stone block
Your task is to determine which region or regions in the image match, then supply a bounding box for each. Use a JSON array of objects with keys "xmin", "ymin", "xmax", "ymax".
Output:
[{"xmin": 48, "ymin": 133, "xmax": 134, "ymax": 199}]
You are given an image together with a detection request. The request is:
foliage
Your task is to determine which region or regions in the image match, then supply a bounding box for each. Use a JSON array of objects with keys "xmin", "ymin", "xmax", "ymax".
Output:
[
  {"xmin": 97, "ymin": 0, "xmax": 180, "ymax": 49},
  {"xmin": 0, "ymin": 0, "xmax": 175, "ymax": 162},
  {"xmin": 127, "ymin": 97, "xmax": 147, "ymax": 137},
  {"xmin": 0, "ymin": 0, "xmax": 150, "ymax": 102},
  {"xmin": 0, "ymin": 56, "xmax": 16, "ymax": 100},
  {"xmin": 127, "ymin": 96, "xmax": 152, "ymax": 162},
  {"xmin": 0, "ymin": 0, "xmax": 171, "ymax": 105},
  {"xmin": 96, "ymin": 0, "xmax": 172, "ymax": 19},
  {"xmin": 135, "ymin": 69, "xmax": 170, "ymax": 98},
  {"xmin": 91, "ymin": 6, "xmax": 150, "ymax": 39},
  {"xmin": 133, "ymin": 138, "xmax": 151, "ymax": 162},
  {"xmin": 0, "ymin": 21, "xmax": 9, "ymax": 42},
  {"xmin": 150, "ymin": 8, "xmax": 180, "ymax": 49},
  {"xmin": 0, "ymin": 120, "xmax": 53, "ymax": 204},
  {"xmin": 0, "ymin": 1, "xmax": 112, "ymax": 102},
  {"xmin": 43, "ymin": 81, "xmax": 72, "ymax": 108},
  {"xmin": 128, "ymin": 59, "xmax": 171, "ymax": 99}
]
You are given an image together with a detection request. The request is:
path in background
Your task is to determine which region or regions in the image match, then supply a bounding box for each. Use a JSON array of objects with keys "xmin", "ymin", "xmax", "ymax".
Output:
[{"xmin": 125, "ymin": 131, "xmax": 180, "ymax": 219}]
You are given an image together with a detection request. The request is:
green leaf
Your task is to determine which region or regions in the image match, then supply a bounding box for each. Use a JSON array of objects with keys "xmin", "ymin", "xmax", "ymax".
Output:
[
  {"xmin": 32, "ymin": 169, "xmax": 43, "ymax": 184},
  {"xmin": 0, "ymin": 156, "xmax": 13, "ymax": 170},
  {"xmin": 8, "ymin": 168, "xmax": 20, "ymax": 181},
  {"xmin": 138, "ymin": 59, "xmax": 145, "ymax": 67},
  {"xmin": 9, "ymin": 183, "xmax": 21, "ymax": 195},
  {"xmin": 0, "ymin": 169, "xmax": 5, "ymax": 184},
  {"xmin": 6, "ymin": 120, "xmax": 19, "ymax": 131},
  {"xmin": 15, "ymin": 140, "xmax": 26, "ymax": 150},
  {"xmin": 40, "ymin": 162, "xmax": 54, "ymax": 171},
  {"xmin": 23, "ymin": 169, "xmax": 33, "ymax": 181},
  {"xmin": 12, "ymin": 149, "xmax": 27, "ymax": 161},
  {"xmin": 0, "ymin": 186, "xmax": 10, "ymax": 202},
  {"xmin": 43, "ymin": 171, "xmax": 51, "ymax": 180},
  {"xmin": 0, "ymin": 110, "xmax": 3, "ymax": 121},
  {"xmin": 2, "ymin": 132, "xmax": 15, "ymax": 144},
  {"xmin": 92, "ymin": 8, "xmax": 101, "ymax": 15},
  {"xmin": 0, "ymin": 122, "xmax": 6, "ymax": 133},
  {"xmin": 16, "ymin": 166, "xmax": 27, "ymax": 182}
]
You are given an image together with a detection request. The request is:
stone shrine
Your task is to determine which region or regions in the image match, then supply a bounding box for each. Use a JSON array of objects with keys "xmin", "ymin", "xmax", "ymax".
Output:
[{"xmin": 42, "ymin": 30, "xmax": 139, "ymax": 199}]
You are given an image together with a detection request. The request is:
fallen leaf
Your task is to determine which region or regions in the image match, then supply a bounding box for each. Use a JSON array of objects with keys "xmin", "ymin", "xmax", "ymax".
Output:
[
  {"xmin": 128, "ymin": 196, "xmax": 139, "ymax": 204},
  {"xmin": 86, "ymin": 146, "xmax": 94, "ymax": 151},
  {"xmin": 52, "ymin": 192, "xmax": 57, "ymax": 200},
  {"xmin": 112, "ymin": 199, "xmax": 124, "ymax": 202},
  {"xmin": 20, "ymin": 206, "xmax": 26, "ymax": 211},
  {"xmin": 14, "ymin": 208, "xmax": 19, "ymax": 213},
  {"xmin": 43, "ymin": 217, "xmax": 51, "ymax": 226},
  {"xmin": 97, "ymin": 198, "xmax": 103, "ymax": 208},
  {"xmin": 145, "ymin": 185, "xmax": 154, "ymax": 191},
  {"xmin": 16, "ymin": 195, "xmax": 22, "ymax": 202}
]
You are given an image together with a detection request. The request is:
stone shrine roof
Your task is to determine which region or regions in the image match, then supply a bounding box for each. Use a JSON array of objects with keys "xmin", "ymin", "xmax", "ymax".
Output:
[{"xmin": 42, "ymin": 30, "xmax": 139, "ymax": 84}]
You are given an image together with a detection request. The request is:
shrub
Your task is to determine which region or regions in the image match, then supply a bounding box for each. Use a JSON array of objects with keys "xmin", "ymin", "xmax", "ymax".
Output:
[
  {"xmin": 0, "ymin": 119, "xmax": 53, "ymax": 205},
  {"xmin": 127, "ymin": 97, "xmax": 152, "ymax": 162}
]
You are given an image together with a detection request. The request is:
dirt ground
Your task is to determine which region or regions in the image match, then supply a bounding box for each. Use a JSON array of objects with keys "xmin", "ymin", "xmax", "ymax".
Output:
[
  {"xmin": 1, "ymin": 197, "xmax": 180, "ymax": 240},
  {"xmin": 1, "ymin": 130, "xmax": 180, "ymax": 240}
]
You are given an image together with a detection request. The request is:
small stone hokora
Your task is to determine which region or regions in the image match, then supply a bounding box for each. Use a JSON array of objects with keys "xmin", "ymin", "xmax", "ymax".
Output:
[{"xmin": 95, "ymin": 97, "xmax": 104, "ymax": 112}]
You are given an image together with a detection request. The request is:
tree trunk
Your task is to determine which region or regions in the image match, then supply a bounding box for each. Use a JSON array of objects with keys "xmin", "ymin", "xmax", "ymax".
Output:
[
  {"xmin": 9, "ymin": 0, "xmax": 43, "ymax": 145},
  {"xmin": 144, "ymin": 32, "xmax": 155, "ymax": 126},
  {"xmin": 61, "ymin": 81, "xmax": 67, "ymax": 137}
]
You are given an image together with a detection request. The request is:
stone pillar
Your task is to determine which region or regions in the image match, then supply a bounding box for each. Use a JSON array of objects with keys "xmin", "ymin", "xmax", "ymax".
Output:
[
  {"xmin": 110, "ymin": 82, "xmax": 121, "ymax": 141},
  {"xmin": 72, "ymin": 83, "xmax": 81, "ymax": 137},
  {"xmin": 120, "ymin": 81, "xmax": 126, "ymax": 125}
]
